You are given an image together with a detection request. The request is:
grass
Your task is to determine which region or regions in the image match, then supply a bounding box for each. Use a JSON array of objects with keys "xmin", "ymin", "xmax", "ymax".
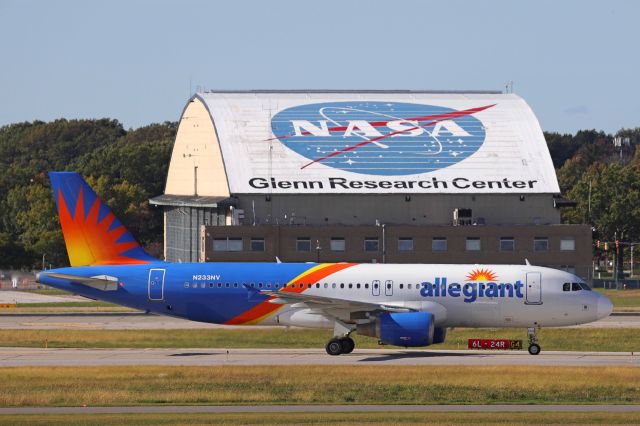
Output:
[
  {"xmin": 0, "ymin": 327, "xmax": 637, "ymax": 352},
  {"xmin": 596, "ymin": 289, "xmax": 640, "ymax": 310},
  {"xmin": 1, "ymin": 412, "xmax": 639, "ymax": 425},
  {"xmin": 0, "ymin": 365, "xmax": 639, "ymax": 407}
]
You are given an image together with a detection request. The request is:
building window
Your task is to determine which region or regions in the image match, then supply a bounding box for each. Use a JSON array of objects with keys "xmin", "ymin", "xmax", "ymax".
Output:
[
  {"xmin": 560, "ymin": 238, "xmax": 575, "ymax": 251},
  {"xmin": 364, "ymin": 237, "xmax": 379, "ymax": 252},
  {"xmin": 534, "ymin": 237, "xmax": 549, "ymax": 252},
  {"xmin": 432, "ymin": 237, "xmax": 447, "ymax": 252},
  {"xmin": 250, "ymin": 238, "xmax": 265, "ymax": 252},
  {"xmin": 330, "ymin": 238, "xmax": 345, "ymax": 252},
  {"xmin": 500, "ymin": 237, "xmax": 515, "ymax": 252},
  {"xmin": 296, "ymin": 237, "xmax": 311, "ymax": 252},
  {"xmin": 466, "ymin": 237, "xmax": 481, "ymax": 251},
  {"xmin": 398, "ymin": 237, "xmax": 413, "ymax": 252},
  {"xmin": 213, "ymin": 237, "xmax": 243, "ymax": 251}
]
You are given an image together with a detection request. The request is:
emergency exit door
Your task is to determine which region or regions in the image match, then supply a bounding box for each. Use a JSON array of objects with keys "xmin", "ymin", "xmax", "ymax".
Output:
[{"xmin": 148, "ymin": 269, "xmax": 165, "ymax": 301}]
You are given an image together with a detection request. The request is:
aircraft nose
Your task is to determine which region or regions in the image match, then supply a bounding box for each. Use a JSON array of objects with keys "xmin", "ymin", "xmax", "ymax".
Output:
[{"xmin": 596, "ymin": 295, "xmax": 613, "ymax": 319}]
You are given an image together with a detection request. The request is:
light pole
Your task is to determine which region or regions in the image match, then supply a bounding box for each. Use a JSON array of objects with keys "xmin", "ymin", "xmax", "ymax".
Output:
[{"xmin": 315, "ymin": 239, "xmax": 321, "ymax": 263}]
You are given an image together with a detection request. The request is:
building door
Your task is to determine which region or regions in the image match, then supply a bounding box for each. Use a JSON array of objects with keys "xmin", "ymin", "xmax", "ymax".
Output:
[
  {"xmin": 385, "ymin": 280, "xmax": 393, "ymax": 296},
  {"xmin": 372, "ymin": 279, "xmax": 380, "ymax": 296},
  {"xmin": 148, "ymin": 269, "xmax": 165, "ymax": 301},
  {"xmin": 525, "ymin": 272, "xmax": 542, "ymax": 305}
]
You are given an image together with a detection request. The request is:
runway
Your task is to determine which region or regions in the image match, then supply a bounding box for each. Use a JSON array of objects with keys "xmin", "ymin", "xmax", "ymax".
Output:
[
  {"xmin": 1, "ymin": 312, "xmax": 637, "ymax": 329},
  {"xmin": 0, "ymin": 347, "xmax": 637, "ymax": 367},
  {"xmin": 1, "ymin": 404, "xmax": 639, "ymax": 415}
]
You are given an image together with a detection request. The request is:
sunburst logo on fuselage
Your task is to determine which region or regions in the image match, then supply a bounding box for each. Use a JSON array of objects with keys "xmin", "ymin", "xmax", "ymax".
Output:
[{"xmin": 466, "ymin": 268, "xmax": 498, "ymax": 282}]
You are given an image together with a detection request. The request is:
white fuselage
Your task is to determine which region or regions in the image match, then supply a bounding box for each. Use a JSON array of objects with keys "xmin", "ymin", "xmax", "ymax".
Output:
[{"xmin": 261, "ymin": 264, "xmax": 612, "ymax": 329}]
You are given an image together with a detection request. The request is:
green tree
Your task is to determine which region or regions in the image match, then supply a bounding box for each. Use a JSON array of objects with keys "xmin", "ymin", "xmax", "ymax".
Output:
[{"xmin": 565, "ymin": 163, "xmax": 640, "ymax": 278}]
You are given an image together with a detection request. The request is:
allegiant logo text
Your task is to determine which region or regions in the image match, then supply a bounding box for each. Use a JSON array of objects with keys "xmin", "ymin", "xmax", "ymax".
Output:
[{"xmin": 419, "ymin": 277, "xmax": 525, "ymax": 303}]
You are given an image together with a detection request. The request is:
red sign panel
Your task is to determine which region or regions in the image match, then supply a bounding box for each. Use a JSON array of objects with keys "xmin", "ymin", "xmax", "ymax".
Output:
[{"xmin": 468, "ymin": 339, "xmax": 522, "ymax": 350}]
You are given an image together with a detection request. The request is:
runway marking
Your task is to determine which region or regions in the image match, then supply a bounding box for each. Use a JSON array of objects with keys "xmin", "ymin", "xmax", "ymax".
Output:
[{"xmin": 0, "ymin": 404, "xmax": 639, "ymax": 415}]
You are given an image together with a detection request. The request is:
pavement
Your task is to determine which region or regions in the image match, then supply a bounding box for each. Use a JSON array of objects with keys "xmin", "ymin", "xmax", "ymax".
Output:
[
  {"xmin": 0, "ymin": 347, "xmax": 637, "ymax": 367},
  {"xmin": 0, "ymin": 290, "xmax": 90, "ymax": 304},
  {"xmin": 1, "ymin": 404, "xmax": 639, "ymax": 415}
]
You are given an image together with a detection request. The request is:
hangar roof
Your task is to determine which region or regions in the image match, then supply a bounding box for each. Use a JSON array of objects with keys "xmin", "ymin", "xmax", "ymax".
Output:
[{"xmin": 176, "ymin": 91, "xmax": 560, "ymax": 195}]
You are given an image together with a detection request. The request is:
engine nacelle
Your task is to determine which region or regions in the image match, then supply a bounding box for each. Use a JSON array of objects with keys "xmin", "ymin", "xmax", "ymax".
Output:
[
  {"xmin": 357, "ymin": 312, "xmax": 434, "ymax": 347},
  {"xmin": 433, "ymin": 327, "xmax": 447, "ymax": 344}
]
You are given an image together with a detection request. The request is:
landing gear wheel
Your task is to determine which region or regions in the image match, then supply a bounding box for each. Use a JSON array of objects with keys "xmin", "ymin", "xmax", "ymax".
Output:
[
  {"xmin": 526, "ymin": 327, "xmax": 541, "ymax": 355},
  {"xmin": 528, "ymin": 343, "xmax": 541, "ymax": 355},
  {"xmin": 325, "ymin": 338, "xmax": 343, "ymax": 356},
  {"xmin": 340, "ymin": 337, "xmax": 355, "ymax": 354}
]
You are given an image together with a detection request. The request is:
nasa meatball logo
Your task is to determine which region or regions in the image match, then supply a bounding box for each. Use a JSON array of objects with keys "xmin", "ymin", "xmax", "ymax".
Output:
[{"xmin": 270, "ymin": 101, "xmax": 494, "ymax": 176}]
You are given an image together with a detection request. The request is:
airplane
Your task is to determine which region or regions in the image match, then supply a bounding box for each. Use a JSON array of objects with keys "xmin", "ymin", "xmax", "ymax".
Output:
[{"xmin": 36, "ymin": 172, "xmax": 613, "ymax": 356}]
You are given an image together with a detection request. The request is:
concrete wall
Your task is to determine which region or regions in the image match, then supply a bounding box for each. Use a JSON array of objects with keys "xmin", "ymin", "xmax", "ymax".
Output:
[{"xmin": 233, "ymin": 193, "xmax": 561, "ymax": 226}]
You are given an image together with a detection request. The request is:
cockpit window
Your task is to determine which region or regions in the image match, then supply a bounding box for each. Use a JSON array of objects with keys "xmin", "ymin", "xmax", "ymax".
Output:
[
  {"xmin": 563, "ymin": 283, "xmax": 570, "ymax": 292},
  {"xmin": 580, "ymin": 282, "xmax": 592, "ymax": 291},
  {"xmin": 571, "ymin": 282, "xmax": 582, "ymax": 291}
]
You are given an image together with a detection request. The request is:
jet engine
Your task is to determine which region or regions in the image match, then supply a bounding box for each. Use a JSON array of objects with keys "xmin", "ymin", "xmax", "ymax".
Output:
[{"xmin": 357, "ymin": 312, "xmax": 434, "ymax": 347}]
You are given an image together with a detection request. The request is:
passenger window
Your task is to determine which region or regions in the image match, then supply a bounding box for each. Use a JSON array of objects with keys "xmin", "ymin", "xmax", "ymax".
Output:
[
  {"xmin": 192, "ymin": 282, "xmax": 197, "ymax": 288},
  {"xmin": 316, "ymin": 283, "xmax": 320, "ymax": 288},
  {"xmin": 184, "ymin": 282, "xmax": 190, "ymax": 288},
  {"xmin": 258, "ymin": 283, "xmax": 263, "ymax": 288},
  {"xmin": 250, "ymin": 283, "xmax": 255, "ymax": 288},
  {"xmin": 307, "ymin": 283, "xmax": 312, "ymax": 288},
  {"xmin": 201, "ymin": 282, "xmax": 206, "ymax": 288},
  {"xmin": 299, "ymin": 283, "xmax": 304, "ymax": 289},
  {"xmin": 356, "ymin": 283, "xmax": 361, "ymax": 289},
  {"xmin": 217, "ymin": 282, "xmax": 222, "ymax": 288},
  {"xmin": 266, "ymin": 283, "xmax": 271, "ymax": 288},
  {"xmin": 348, "ymin": 283, "xmax": 353, "ymax": 289},
  {"xmin": 332, "ymin": 283, "xmax": 336, "ymax": 288},
  {"xmin": 399, "ymin": 284, "xmax": 404, "ymax": 289},
  {"xmin": 572, "ymin": 282, "xmax": 582, "ymax": 291},
  {"xmin": 563, "ymin": 283, "xmax": 570, "ymax": 292},
  {"xmin": 324, "ymin": 283, "xmax": 328, "ymax": 288},
  {"xmin": 408, "ymin": 284, "xmax": 412, "ymax": 289},
  {"xmin": 374, "ymin": 283, "xmax": 379, "ymax": 289},
  {"xmin": 209, "ymin": 283, "xmax": 214, "ymax": 288},
  {"xmin": 365, "ymin": 283, "xmax": 369, "ymax": 289},
  {"xmin": 275, "ymin": 283, "xmax": 279, "ymax": 289},
  {"xmin": 234, "ymin": 283, "xmax": 238, "ymax": 288}
]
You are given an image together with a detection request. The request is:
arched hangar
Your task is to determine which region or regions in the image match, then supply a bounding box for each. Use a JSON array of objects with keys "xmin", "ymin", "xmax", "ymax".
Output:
[{"xmin": 150, "ymin": 91, "xmax": 590, "ymax": 278}]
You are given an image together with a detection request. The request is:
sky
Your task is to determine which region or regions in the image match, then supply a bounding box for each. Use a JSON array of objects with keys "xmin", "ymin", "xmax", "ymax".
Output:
[{"xmin": 1, "ymin": 0, "xmax": 638, "ymax": 134}]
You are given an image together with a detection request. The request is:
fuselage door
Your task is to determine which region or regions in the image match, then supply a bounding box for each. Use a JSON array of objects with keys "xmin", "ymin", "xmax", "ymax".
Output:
[
  {"xmin": 385, "ymin": 280, "xmax": 393, "ymax": 296},
  {"xmin": 148, "ymin": 268, "xmax": 165, "ymax": 301},
  {"xmin": 372, "ymin": 279, "xmax": 381, "ymax": 296},
  {"xmin": 525, "ymin": 272, "xmax": 542, "ymax": 305}
]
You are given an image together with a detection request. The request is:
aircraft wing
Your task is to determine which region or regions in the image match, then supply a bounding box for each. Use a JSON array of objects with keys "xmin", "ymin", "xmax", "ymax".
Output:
[
  {"xmin": 40, "ymin": 272, "xmax": 118, "ymax": 291},
  {"xmin": 260, "ymin": 289, "xmax": 414, "ymax": 313}
]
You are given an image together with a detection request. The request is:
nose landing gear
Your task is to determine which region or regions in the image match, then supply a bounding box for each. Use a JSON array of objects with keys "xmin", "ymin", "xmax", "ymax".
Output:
[{"xmin": 527, "ymin": 327, "xmax": 541, "ymax": 355}]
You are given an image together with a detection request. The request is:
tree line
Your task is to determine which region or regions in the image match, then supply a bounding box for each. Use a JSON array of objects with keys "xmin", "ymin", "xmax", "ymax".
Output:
[
  {"xmin": 0, "ymin": 119, "xmax": 175, "ymax": 269},
  {"xmin": 0, "ymin": 119, "xmax": 639, "ymax": 271}
]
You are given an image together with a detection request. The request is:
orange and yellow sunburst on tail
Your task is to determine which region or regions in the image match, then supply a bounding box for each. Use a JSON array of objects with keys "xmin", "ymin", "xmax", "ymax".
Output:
[
  {"xmin": 466, "ymin": 268, "xmax": 498, "ymax": 281},
  {"xmin": 50, "ymin": 172, "xmax": 155, "ymax": 266}
]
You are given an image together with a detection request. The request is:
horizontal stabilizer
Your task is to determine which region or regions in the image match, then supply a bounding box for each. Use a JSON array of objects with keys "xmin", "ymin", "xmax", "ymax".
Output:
[{"xmin": 41, "ymin": 272, "xmax": 118, "ymax": 291}]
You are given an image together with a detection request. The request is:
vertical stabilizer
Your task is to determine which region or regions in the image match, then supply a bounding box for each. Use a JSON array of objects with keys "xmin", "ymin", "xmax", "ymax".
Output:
[{"xmin": 49, "ymin": 172, "xmax": 157, "ymax": 266}]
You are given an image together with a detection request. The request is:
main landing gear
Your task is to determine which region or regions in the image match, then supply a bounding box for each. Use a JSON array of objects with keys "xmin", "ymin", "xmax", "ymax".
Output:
[
  {"xmin": 325, "ymin": 336, "xmax": 355, "ymax": 356},
  {"xmin": 527, "ymin": 327, "xmax": 541, "ymax": 355}
]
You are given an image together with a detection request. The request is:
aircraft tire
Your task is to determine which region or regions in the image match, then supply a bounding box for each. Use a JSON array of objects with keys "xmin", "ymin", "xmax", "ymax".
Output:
[
  {"xmin": 326, "ymin": 338, "xmax": 343, "ymax": 356},
  {"xmin": 340, "ymin": 337, "xmax": 355, "ymax": 354},
  {"xmin": 528, "ymin": 343, "xmax": 541, "ymax": 355}
]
